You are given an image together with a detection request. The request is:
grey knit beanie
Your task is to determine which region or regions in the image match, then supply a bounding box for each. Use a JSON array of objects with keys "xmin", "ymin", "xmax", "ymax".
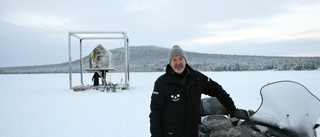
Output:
[{"xmin": 168, "ymin": 45, "xmax": 187, "ymax": 63}]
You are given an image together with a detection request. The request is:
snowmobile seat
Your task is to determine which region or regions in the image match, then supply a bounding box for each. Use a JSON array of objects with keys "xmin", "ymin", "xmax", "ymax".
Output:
[
  {"xmin": 200, "ymin": 97, "xmax": 228, "ymax": 116},
  {"xmin": 199, "ymin": 97, "xmax": 241, "ymax": 137},
  {"xmin": 200, "ymin": 115, "xmax": 241, "ymax": 137}
]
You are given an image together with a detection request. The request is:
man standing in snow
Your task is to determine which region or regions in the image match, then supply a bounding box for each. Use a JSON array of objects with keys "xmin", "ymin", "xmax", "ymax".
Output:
[
  {"xmin": 92, "ymin": 72, "xmax": 101, "ymax": 86},
  {"xmin": 149, "ymin": 45, "xmax": 237, "ymax": 137}
]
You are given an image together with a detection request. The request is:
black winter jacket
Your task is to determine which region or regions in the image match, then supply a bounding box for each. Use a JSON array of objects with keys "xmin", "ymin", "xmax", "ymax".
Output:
[{"xmin": 149, "ymin": 64, "xmax": 236, "ymax": 137}]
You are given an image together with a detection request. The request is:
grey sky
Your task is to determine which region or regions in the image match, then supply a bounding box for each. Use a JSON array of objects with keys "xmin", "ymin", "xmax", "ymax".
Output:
[{"xmin": 0, "ymin": 0, "xmax": 319, "ymax": 67}]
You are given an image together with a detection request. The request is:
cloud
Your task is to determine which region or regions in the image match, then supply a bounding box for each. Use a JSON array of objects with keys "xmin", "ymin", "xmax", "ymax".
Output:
[
  {"xmin": 2, "ymin": 12, "xmax": 73, "ymax": 30},
  {"xmin": 1, "ymin": 0, "xmax": 320, "ymax": 67},
  {"xmin": 178, "ymin": 1, "xmax": 320, "ymax": 47}
]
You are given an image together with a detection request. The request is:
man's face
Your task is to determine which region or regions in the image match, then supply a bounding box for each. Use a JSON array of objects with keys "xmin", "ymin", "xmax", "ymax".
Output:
[{"xmin": 170, "ymin": 56, "xmax": 186, "ymax": 74}]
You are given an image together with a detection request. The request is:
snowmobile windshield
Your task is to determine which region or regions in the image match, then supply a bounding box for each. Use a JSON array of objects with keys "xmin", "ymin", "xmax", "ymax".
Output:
[{"xmin": 251, "ymin": 81, "xmax": 320, "ymax": 137}]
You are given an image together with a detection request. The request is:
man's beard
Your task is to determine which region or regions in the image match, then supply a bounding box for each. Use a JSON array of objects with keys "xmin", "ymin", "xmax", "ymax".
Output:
[{"xmin": 173, "ymin": 64, "xmax": 184, "ymax": 74}]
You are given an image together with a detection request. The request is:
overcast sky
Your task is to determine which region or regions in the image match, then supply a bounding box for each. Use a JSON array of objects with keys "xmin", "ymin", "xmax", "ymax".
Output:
[{"xmin": 0, "ymin": 0, "xmax": 320, "ymax": 67}]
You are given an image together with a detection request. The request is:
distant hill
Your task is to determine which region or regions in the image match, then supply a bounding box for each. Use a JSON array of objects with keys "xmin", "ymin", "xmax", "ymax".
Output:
[{"xmin": 1, "ymin": 45, "xmax": 320, "ymax": 74}]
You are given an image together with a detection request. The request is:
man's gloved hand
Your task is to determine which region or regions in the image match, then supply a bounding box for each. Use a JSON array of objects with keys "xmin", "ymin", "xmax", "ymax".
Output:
[
  {"xmin": 229, "ymin": 110, "xmax": 239, "ymax": 126},
  {"xmin": 229, "ymin": 116, "xmax": 239, "ymax": 126}
]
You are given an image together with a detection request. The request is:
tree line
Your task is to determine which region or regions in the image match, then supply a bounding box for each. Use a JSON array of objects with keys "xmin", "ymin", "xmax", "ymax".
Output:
[{"xmin": 1, "ymin": 46, "xmax": 319, "ymax": 74}]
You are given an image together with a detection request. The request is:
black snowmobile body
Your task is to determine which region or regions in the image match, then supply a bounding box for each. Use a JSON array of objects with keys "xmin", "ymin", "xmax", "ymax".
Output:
[{"xmin": 199, "ymin": 80, "xmax": 320, "ymax": 137}]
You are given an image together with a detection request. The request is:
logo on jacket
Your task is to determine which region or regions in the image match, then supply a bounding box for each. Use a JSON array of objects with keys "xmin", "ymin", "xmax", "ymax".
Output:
[{"xmin": 171, "ymin": 94, "xmax": 180, "ymax": 101}]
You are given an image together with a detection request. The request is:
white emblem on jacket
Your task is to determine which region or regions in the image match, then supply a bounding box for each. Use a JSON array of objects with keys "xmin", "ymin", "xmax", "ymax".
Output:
[{"xmin": 171, "ymin": 94, "xmax": 180, "ymax": 101}]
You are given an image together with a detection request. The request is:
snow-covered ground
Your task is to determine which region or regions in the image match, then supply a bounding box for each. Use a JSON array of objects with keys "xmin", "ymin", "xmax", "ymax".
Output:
[{"xmin": 1, "ymin": 71, "xmax": 319, "ymax": 137}]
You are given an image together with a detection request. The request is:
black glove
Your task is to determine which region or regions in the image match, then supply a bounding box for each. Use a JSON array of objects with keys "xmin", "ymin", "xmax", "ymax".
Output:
[{"xmin": 229, "ymin": 110, "xmax": 239, "ymax": 126}]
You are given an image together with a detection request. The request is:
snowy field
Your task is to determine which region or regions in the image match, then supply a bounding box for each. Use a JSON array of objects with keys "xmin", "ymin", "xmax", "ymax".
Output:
[{"xmin": 1, "ymin": 71, "xmax": 320, "ymax": 137}]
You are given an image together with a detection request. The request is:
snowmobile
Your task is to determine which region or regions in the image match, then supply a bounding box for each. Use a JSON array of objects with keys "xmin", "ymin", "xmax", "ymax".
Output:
[{"xmin": 199, "ymin": 80, "xmax": 320, "ymax": 137}]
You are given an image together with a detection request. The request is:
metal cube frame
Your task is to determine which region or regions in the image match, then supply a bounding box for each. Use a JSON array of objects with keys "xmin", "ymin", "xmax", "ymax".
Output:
[{"xmin": 68, "ymin": 31, "xmax": 129, "ymax": 90}]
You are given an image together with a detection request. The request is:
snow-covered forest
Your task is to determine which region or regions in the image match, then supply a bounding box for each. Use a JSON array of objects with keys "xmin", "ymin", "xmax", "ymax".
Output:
[{"xmin": 1, "ymin": 46, "xmax": 319, "ymax": 74}]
